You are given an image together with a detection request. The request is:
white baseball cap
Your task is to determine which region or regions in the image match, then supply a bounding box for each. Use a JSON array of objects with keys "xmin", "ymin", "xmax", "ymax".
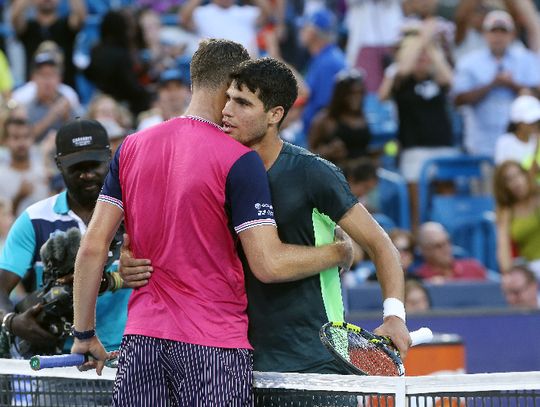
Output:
[
  {"xmin": 510, "ymin": 95, "xmax": 540, "ymax": 124},
  {"xmin": 483, "ymin": 10, "xmax": 515, "ymax": 32}
]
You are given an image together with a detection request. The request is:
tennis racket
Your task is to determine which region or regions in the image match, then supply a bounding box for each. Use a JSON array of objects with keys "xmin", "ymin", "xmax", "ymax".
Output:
[
  {"xmin": 320, "ymin": 322, "xmax": 433, "ymax": 376},
  {"xmin": 29, "ymin": 351, "xmax": 120, "ymax": 371}
]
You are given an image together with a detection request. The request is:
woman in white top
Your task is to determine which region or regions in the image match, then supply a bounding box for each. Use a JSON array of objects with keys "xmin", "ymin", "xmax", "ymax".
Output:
[{"xmin": 494, "ymin": 94, "xmax": 540, "ymax": 165}]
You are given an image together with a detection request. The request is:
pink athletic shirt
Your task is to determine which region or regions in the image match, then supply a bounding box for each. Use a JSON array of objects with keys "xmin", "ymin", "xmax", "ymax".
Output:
[{"xmin": 99, "ymin": 116, "xmax": 276, "ymax": 349}]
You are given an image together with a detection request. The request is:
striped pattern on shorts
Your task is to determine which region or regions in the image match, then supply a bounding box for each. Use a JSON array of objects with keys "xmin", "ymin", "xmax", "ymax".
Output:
[{"xmin": 112, "ymin": 335, "xmax": 253, "ymax": 407}]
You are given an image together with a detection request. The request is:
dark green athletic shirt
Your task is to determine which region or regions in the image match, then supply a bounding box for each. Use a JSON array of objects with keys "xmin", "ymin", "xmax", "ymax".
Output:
[{"xmin": 246, "ymin": 142, "xmax": 358, "ymax": 372}]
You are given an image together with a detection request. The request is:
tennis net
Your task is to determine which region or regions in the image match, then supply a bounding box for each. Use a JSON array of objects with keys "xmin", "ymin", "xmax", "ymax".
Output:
[{"xmin": 1, "ymin": 358, "xmax": 540, "ymax": 406}]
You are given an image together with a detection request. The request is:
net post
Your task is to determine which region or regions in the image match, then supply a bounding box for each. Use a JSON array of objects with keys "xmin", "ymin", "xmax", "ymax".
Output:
[{"xmin": 395, "ymin": 376, "xmax": 406, "ymax": 406}]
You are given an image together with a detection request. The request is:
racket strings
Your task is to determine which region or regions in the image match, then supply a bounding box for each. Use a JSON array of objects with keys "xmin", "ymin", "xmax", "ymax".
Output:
[{"xmin": 328, "ymin": 327, "xmax": 400, "ymax": 376}]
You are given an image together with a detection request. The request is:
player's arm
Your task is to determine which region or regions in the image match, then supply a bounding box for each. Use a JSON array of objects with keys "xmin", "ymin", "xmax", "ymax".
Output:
[
  {"xmin": 338, "ymin": 204, "xmax": 411, "ymax": 357},
  {"xmin": 231, "ymin": 151, "xmax": 352, "ymax": 283},
  {"xmin": 239, "ymin": 226, "xmax": 352, "ymax": 283},
  {"xmin": 71, "ymin": 146, "xmax": 123, "ymax": 374},
  {"xmin": 71, "ymin": 201, "xmax": 122, "ymax": 375}
]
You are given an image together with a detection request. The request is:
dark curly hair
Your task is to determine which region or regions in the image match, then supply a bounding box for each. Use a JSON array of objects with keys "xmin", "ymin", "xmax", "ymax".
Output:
[{"xmin": 229, "ymin": 57, "xmax": 298, "ymax": 127}]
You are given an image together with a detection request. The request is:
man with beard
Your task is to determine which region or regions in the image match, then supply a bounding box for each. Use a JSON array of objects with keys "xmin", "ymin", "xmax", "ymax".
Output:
[
  {"xmin": 11, "ymin": 0, "xmax": 86, "ymax": 88},
  {"xmin": 0, "ymin": 119, "xmax": 130, "ymax": 363}
]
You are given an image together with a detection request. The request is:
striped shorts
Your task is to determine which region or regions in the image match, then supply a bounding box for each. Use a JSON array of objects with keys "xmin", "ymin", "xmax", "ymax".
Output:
[{"xmin": 112, "ymin": 335, "xmax": 253, "ymax": 407}]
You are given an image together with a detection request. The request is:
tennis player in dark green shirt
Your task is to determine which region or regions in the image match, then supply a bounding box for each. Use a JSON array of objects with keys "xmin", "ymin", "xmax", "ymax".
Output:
[{"xmin": 119, "ymin": 57, "xmax": 411, "ymax": 374}]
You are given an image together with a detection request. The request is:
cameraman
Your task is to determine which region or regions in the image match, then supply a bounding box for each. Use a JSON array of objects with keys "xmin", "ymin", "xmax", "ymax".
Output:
[{"xmin": 0, "ymin": 118, "xmax": 130, "ymax": 360}]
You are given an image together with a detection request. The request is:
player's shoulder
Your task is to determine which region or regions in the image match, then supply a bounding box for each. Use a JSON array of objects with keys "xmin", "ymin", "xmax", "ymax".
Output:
[{"xmin": 282, "ymin": 142, "xmax": 342, "ymax": 172}]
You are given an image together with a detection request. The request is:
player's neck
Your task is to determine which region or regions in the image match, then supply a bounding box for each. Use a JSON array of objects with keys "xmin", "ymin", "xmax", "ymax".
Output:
[
  {"xmin": 184, "ymin": 92, "xmax": 224, "ymax": 126},
  {"xmin": 251, "ymin": 131, "xmax": 283, "ymax": 171}
]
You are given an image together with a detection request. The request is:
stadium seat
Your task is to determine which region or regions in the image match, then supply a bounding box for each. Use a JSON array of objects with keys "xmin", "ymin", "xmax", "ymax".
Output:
[
  {"xmin": 417, "ymin": 155, "xmax": 494, "ymax": 224},
  {"xmin": 450, "ymin": 211, "xmax": 498, "ymax": 273},
  {"xmin": 377, "ymin": 168, "xmax": 411, "ymax": 230},
  {"xmin": 345, "ymin": 281, "xmax": 507, "ymax": 313},
  {"xmin": 364, "ymin": 93, "xmax": 398, "ymax": 150}
]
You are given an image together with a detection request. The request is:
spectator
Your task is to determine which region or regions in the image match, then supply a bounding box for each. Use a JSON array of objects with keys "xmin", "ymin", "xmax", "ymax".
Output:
[
  {"xmin": 180, "ymin": 0, "xmax": 270, "ymax": 57},
  {"xmin": 343, "ymin": 0, "xmax": 404, "ymax": 92},
  {"xmin": 454, "ymin": 0, "xmax": 540, "ymax": 57},
  {"xmin": 416, "ymin": 221, "xmax": 487, "ymax": 282},
  {"xmin": 344, "ymin": 157, "xmax": 379, "ymax": 212},
  {"xmin": 298, "ymin": 8, "xmax": 347, "ymax": 134},
  {"xmin": 86, "ymin": 93, "xmax": 133, "ymax": 131},
  {"xmin": 494, "ymin": 160, "xmax": 540, "ymax": 275},
  {"xmin": 84, "ymin": 10, "xmax": 151, "ymax": 116},
  {"xmin": 501, "ymin": 263, "xmax": 539, "ymax": 308},
  {"xmin": 403, "ymin": 0, "xmax": 455, "ymax": 63},
  {"xmin": 390, "ymin": 228, "xmax": 417, "ymax": 277},
  {"xmin": 11, "ymin": 41, "xmax": 81, "ymax": 113},
  {"xmin": 135, "ymin": 7, "xmax": 187, "ymax": 86},
  {"xmin": 379, "ymin": 20, "xmax": 458, "ymax": 227},
  {"xmin": 0, "ymin": 197, "xmax": 13, "ymax": 252},
  {"xmin": 0, "ymin": 118, "xmax": 130, "ymax": 369},
  {"xmin": 309, "ymin": 69, "xmax": 371, "ymax": 167},
  {"xmin": 494, "ymin": 94, "xmax": 540, "ymax": 165},
  {"xmin": 453, "ymin": 0, "xmax": 491, "ymax": 60},
  {"xmin": 25, "ymin": 48, "xmax": 77, "ymax": 143},
  {"xmin": 11, "ymin": 0, "xmax": 86, "ymax": 89},
  {"xmin": 137, "ymin": 68, "xmax": 191, "ymax": 131},
  {"xmin": 368, "ymin": 227, "xmax": 418, "ymax": 282},
  {"xmin": 453, "ymin": 10, "xmax": 540, "ymax": 157},
  {"xmin": 404, "ymin": 279, "xmax": 431, "ymax": 313},
  {"xmin": 0, "ymin": 109, "xmax": 50, "ymax": 216},
  {"xmin": 98, "ymin": 119, "xmax": 126, "ymax": 156}
]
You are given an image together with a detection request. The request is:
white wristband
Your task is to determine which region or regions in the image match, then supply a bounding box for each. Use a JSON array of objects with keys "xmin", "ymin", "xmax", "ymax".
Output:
[{"xmin": 383, "ymin": 298, "xmax": 406, "ymax": 323}]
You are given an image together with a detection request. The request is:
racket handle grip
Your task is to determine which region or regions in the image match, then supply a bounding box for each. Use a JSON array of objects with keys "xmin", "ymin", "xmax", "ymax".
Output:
[
  {"xmin": 410, "ymin": 327, "xmax": 433, "ymax": 346},
  {"xmin": 30, "ymin": 353, "xmax": 86, "ymax": 370}
]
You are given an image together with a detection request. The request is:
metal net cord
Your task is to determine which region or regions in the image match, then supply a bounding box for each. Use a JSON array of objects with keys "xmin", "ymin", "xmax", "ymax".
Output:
[
  {"xmin": 1, "ymin": 359, "xmax": 540, "ymax": 407},
  {"xmin": 326, "ymin": 325, "xmax": 400, "ymax": 376}
]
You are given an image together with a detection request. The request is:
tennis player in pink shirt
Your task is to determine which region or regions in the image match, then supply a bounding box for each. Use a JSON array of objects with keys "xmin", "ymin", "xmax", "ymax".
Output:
[{"xmin": 71, "ymin": 39, "xmax": 352, "ymax": 406}]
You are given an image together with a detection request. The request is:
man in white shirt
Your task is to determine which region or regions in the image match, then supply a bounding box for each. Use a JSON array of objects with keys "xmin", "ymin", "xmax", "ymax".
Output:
[{"xmin": 180, "ymin": 0, "xmax": 270, "ymax": 57}]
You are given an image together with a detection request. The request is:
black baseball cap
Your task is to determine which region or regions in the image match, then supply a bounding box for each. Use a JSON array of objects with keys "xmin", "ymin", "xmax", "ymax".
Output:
[{"xmin": 55, "ymin": 118, "xmax": 111, "ymax": 167}]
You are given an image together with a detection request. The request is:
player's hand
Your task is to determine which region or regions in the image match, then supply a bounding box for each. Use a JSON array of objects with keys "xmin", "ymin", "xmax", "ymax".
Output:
[
  {"xmin": 10, "ymin": 304, "xmax": 57, "ymax": 344},
  {"xmin": 71, "ymin": 336, "xmax": 109, "ymax": 375},
  {"xmin": 373, "ymin": 315, "xmax": 411, "ymax": 359},
  {"xmin": 118, "ymin": 233, "xmax": 153, "ymax": 288},
  {"xmin": 334, "ymin": 226, "xmax": 354, "ymax": 274}
]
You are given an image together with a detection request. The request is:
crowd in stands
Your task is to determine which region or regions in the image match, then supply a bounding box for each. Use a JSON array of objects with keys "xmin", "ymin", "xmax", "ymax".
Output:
[{"xmin": 0, "ymin": 0, "xmax": 540, "ymax": 311}]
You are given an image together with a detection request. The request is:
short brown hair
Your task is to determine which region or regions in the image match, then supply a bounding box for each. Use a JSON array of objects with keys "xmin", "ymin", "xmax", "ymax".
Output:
[{"xmin": 190, "ymin": 39, "xmax": 250, "ymax": 90}]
